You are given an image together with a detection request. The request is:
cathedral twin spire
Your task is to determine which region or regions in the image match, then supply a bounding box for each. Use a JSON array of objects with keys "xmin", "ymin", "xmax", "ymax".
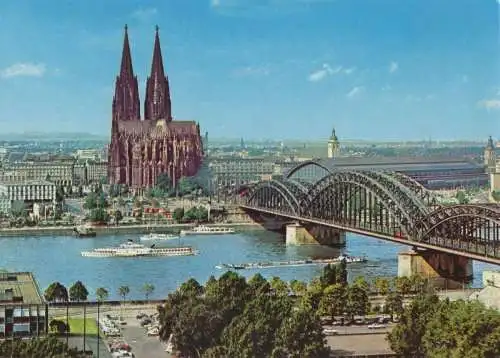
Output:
[{"xmin": 113, "ymin": 25, "xmax": 172, "ymax": 123}]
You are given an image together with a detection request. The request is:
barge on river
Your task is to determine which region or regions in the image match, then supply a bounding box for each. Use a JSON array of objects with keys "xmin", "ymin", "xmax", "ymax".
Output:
[
  {"xmin": 81, "ymin": 240, "xmax": 197, "ymax": 258},
  {"xmin": 216, "ymin": 255, "xmax": 367, "ymax": 270}
]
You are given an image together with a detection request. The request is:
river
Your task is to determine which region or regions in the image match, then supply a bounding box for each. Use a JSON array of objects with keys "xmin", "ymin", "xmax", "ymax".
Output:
[{"xmin": 1, "ymin": 230, "xmax": 497, "ymax": 300}]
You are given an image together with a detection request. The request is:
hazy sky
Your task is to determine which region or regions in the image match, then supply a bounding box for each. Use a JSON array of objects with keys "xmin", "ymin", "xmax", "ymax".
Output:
[{"xmin": 0, "ymin": 0, "xmax": 498, "ymax": 140}]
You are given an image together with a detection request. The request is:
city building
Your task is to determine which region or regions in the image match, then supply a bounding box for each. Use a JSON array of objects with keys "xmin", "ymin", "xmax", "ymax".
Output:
[
  {"xmin": 0, "ymin": 272, "xmax": 47, "ymax": 339},
  {"xmin": 75, "ymin": 149, "xmax": 102, "ymax": 161},
  {"xmin": 74, "ymin": 161, "xmax": 107, "ymax": 185},
  {"xmin": 0, "ymin": 194, "xmax": 11, "ymax": 216},
  {"xmin": 0, "ymin": 180, "xmax": 56, "ymax": 204},
  {"xmin": 108, "ymin": 26, "xmax": 203, "ymax": 189},
  {"xmin": 0, "ymin": 154, "xmax": 75, "ymax": 187},
  {"xmin": 208, "ymin": 157, "xmax": 276, "ymax": 189},
  {"xmin": 327, "ymin": 127, "xmax": 340, "ymax": 159}
]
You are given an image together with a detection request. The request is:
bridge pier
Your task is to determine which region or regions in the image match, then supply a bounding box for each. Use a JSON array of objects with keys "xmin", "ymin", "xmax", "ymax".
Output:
[
  {"xmin": 398, "ymin": 249, "xmax": 473, "ymax": 289},
  {"xmin": 286, "ymin": 223, "xmax": 346, "ymax": 246}
]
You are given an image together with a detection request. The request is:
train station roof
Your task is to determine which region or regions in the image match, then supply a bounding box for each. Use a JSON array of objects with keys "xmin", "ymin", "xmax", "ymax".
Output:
[{"xmin": 302, "ymin": 156, "xmax": 483, "ymax": 173}]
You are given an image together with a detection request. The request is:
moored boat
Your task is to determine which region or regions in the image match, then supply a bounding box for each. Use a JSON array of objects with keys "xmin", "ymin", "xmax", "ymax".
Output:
[
  {"xmin": 180, "ymin": 225, "xmax": 235, "ymax": 236},
  {"xmin": 73, "ymin": 225, "xmax": 97, "ymax": 238},
  {"xmin": 81, "ymin": 240, "xmax": 197, "ymax": 258},
  {"xmin": 140, "ymin": 233, "xmax": 180, "ymax": 241}
]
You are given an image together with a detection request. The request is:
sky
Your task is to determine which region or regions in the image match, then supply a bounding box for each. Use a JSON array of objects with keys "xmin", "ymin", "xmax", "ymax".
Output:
[{"xmin": 0, "ymin": 0, "xmax": 499, "ymax": 141}]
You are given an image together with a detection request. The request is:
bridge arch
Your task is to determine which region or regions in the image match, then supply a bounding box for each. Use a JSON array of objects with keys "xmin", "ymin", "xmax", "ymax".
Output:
[
  {"xmin": 300, "ymin": 170, "xmax": 430, "ymax": 237},
  {"xmin": 245, "ymin": 179, "xmax": 302, "ymax": 216},
  {"xmin": 285, "ymin": 160, "xmax": 332, "ymax": 181},
  {"xmin": 411, "ymin": 204, "xmax": 500, "ymax": 259}
]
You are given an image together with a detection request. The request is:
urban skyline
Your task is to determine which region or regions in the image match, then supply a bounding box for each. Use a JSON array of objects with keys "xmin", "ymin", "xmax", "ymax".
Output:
[{"xmin": 0, "ymin": 0, "xmax": 498, "ymax": 140}]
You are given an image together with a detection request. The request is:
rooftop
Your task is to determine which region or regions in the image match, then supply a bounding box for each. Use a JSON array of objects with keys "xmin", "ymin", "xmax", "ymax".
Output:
[
  {"xmin": 0, "ymin": 179, "xmax": 56, "ymax": 187},
  {"xmin": 0, "ymin": 272, "xmax": 44, "ymax": 305}
]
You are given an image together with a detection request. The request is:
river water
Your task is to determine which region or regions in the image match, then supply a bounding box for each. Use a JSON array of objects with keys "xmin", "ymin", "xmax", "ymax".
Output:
[{"xmin": 1, "ymin": 230, "xmax": 497, "ymax": 300}]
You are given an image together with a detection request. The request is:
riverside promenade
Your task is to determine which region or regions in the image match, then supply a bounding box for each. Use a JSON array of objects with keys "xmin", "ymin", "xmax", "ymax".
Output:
[{"xmin": 0, "ymin": 222, "xmax": 262, "ymax": 237}]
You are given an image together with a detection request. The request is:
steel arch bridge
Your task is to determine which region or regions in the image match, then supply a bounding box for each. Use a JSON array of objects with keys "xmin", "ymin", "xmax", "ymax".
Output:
[{"xmin": 241, "ymin": 170, "xmax": 500, "ymax": 265}]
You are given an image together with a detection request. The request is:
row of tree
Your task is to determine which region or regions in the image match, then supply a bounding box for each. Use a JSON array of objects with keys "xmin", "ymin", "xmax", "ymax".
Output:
[
  {"xmin": 172, "ymin": 206, "xmax": 209, "ymax": 223},
  {"xmin": 0, "ymin": 336, "xmax": 86, "ymax": 358},
  {"xmin": 387, "ymin": 292, "xmax": 500, "ymax": 357},
  {"xmin": 43, "ymin": 281, "xmax": 155, "ymax": 302}
]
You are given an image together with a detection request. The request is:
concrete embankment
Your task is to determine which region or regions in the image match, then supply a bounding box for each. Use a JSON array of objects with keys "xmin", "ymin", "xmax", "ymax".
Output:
[{"xmin": 0, "ymin": 222, "xmax": 263, "ymax": 238}]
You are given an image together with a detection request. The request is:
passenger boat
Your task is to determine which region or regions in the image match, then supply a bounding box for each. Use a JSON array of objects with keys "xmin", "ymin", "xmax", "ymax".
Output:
[
  {"xmin": 73, "ymin": 225, "xmax": 97, "ymax": 238},
  {"xmin": 180, "ymin": 225, "xmax": 235, "ymax": 236},
  {"xmin": 140, "ymin": 233, "xmax": 180, "ymax": 241},
  {"xmin": 81, "ymin": 240, "xmax": 197, "ymax": 258}
]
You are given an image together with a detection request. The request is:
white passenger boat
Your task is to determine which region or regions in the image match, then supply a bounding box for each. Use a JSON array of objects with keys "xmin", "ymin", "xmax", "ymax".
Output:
[
  {"xmin": 81, "ymin": 240, "xmax": 197, "ymax": 258},
  {"xmin": 180, "ymin": 225, "xmax": 235, "ymax": 236},
  {"xmin": 140, "ymin": 233, "xmax": 180, "ymax": 241}
]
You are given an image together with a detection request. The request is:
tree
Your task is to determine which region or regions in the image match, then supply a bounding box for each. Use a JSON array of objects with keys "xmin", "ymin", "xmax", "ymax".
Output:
[
  {"xmin": 319, "ymin": 264, "xmax": 337, "ymax": 287},
  {"xmin": 114, "ymin": 209, "xmax": 123, "ymax": 223},
  {"xmin": 10, "ymin": 200, "xmax": 27, "ymax": 218},
  {"xmin": 387, "ymin": 293, "xmax": 440, "ymax": 356},
  {"xmin": 95, "ymin": 287, "xmax": 109, "ymax": 302},
  {"xmin": 272, "ymin": 305, "xmax": 330, "ymax": 358},
  {"xmin": 346, "ymin": 279, "xmax": 369, "ymax": 318},
  {"xmin": 374, "ymin": 277, "xmax": 390, "ymax": 296},
  {"xmin": 49, "ymin": 319, "xmax": 69, "ymax": 335},
  {"xmin": 83, "ymin": 192, "xmax": 98, "ymax": 210},
  {"xmin": 0, "ymin": 336, "xmax": 87, "ymax": 357},
  {"xmin": 173, "ymin": 207, "xmax": 184, "ymax": 222},
  {"xmin": 422, "ymin": 299, "xmax": 500, "ymax": 357},
  {"xmin": 156, "ymin": 173, "xmax": 172, "ymax": 193},
  {"xmin": 270, "ymin": 276, "xmax": 289, "ymax": 296},
  {"xmin": 69, "ymin": 281, "xmax": 89, "ymax": 301},
  {"xmin": 393, "ymin": 276, "xmax": 412, "ymax": 296},
  {"xmin": 336, "ymin": 259, "xmax": 348, "ymax": 286},
  {"xmin": 142, "ymin": 283, "xmax": 155, "ymax": 301},
  {"xmin": 89, "ymin": 207, "xmax": 109, "ymax": 223},
  {"xmin": 179, "ymin": 278, "xmax": 203, "ymax": 297},
  {"xmin": 319, "ymin": 283, "xmax": 346, "ymax": 319},
  {"xmin": 178, "ymin": 176, "xmax": 198, "ymax": 196},
  {"xmin": 44, "ymin": 282, "xmax": 68, "ymax": 302},
  {"xmin": 385, "ymin": 291, "xmax": 404, "ymax": 320},
  {"xmin": 118, "ymin": 285, "xmax": 130, "ymax": 301},
  {"xmin": 289, "ymin": 279, "xmax": 307, "ymax": 296}
]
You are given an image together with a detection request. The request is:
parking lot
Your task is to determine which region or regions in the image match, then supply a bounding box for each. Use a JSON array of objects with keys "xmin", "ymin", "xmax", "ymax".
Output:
[{"xmin": 121, "ymin": 318, "xmax": 168, "ymax": 358}]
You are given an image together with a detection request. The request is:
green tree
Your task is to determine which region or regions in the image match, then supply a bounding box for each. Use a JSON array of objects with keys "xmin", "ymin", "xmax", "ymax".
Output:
[
  {"xmin": 374, "ymin": 277, "xmax": 390, "ymax": 296},
  {"xmin": 393, "ymin": 276, "xmax": 412, "ymax": 296},
  {"xmin": 272, "ymin": 305, "xmax": 330, "ymax": 358},
  {"xmin": 44, "ymin": 282, "xmax": 69, "ymax": 302},
  {"xmin": 68, "ymin": 280, "xmax": 88, "ymax": 302},
  {"xmin": 95, "ymin": 287, "xmax": 109, "ymax": 302},
  {"xmin": 179, "ymin": 278, "xmax": 204, "ymax": 297},
  {"xmin": 10, "ymin": 200, "xmax": 27, "ymax": 218},
  {"xmin": 422, "ymin": 299, "xmax": 500, "ymax": 357},
  {"xmin": 346, "ymin": 279, "xmax": 369, "ymax": 318},
  {"xmin": 89, "ymin": 207, "xmax": 109, "ymax": 223},
  {"xmin": 83, "ymin": 192, "xmax": 98, "ymax": 209},
  {"xmin": 319, "ymin": 264, "xmax": 337, "ymax": 287},
  {"xmin": 248, "ymin": 273, "xmax": 271, "ymax": 296},
  {"xmin": 0, "ymin": 336, "xmax": 87, "ymax": 357},
  {"xmin": 289, "ymin": 279, "xmax": 307, "ymax": 296},
  {"xmin": 385, "ymin": 291, "xmax": 404, "ymax": 320},
  {"xmin": 173, "ymin": 207, "xmax": 185, "ymax": 222},
  {"xmin": 336, "ymin": 259, "xmax": 348, "ymax": 286},
  {"xmin": 270, "ymin": 276, "xmax": 289, "ymax": 296},
  {"xmin": 156, "ymin": 173, "xmax": 172, "ymax": 193},
  {"xmin": 177, "ymin": 176, "xmax": 198, "ymax": 196},
  {"xmin": 319, "ymin": 283, "xmax": 346, "ymax": 319},
  {"xmin": 142, "ymin": 283, "xmax": 155, "ymax": 301},
  {"xmin": 387, "ymin": 293, "xmax": 440, "ymax": 357},
  {"xmin": 118, "ymin": 285, "xmax": 130, "ymax": 301}
]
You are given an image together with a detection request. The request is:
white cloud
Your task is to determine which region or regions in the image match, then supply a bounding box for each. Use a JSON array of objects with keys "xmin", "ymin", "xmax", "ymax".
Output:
[
  {"xmin": 308, "ymin": 63, "xmax": 342, "ymax": 82},
  {"xmin": 0, "ymin": 63, "xmax": 46, "ymax": 78},
  {"xmin": 343, "ymin": 67, "xmax": 356, "ymax": 75},
  {"xmin": 389, "ymin": 61, "xmax": 399, "ymax": 74},
  {"xmin": 478, "ymin": 99, "xmax": 500, "ymax": 110},
  {"xmin": 347, "ymin": 86, "xmax": 364, "ymax": 98},
  {"xmin": 131, "ymin": 7, "xmax": 158, "ymax": 21},
  {"xmin": 211, "ymin": 0, "xmax": 221, "ymax": 6}
]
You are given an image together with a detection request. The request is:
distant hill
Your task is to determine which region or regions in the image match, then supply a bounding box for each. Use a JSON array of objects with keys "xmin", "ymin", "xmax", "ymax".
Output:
[{"xmin": 0, "ymin": 132, "xmax": 108, "ymax": 141}]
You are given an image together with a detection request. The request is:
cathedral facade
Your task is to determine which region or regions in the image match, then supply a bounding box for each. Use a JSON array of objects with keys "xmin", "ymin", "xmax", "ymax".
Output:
[{"xmin": 108, "ymin": 26, "xmax": 203, "ymax": 188}]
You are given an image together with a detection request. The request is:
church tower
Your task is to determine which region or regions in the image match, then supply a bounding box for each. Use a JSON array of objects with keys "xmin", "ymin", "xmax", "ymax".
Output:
[
  {"xmin": 327, "ymin": 127, "xmax": 340, "ymax": 159},
  {"xmin": 144, "ymin": 26, "xmax": 172, "ymax": 121},
  {"xmin": 484, "ymin": 136, "xmax": 496, "ymax": 173},
  {"xmin": 112, "ymin": 25, "xmax": 141, "ymax": 123}
]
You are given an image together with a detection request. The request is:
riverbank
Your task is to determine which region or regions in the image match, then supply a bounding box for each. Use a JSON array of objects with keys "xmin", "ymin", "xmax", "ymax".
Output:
[{"xmin": 0, "ymin": 222, "xmax": 263, "ymax": 237}]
